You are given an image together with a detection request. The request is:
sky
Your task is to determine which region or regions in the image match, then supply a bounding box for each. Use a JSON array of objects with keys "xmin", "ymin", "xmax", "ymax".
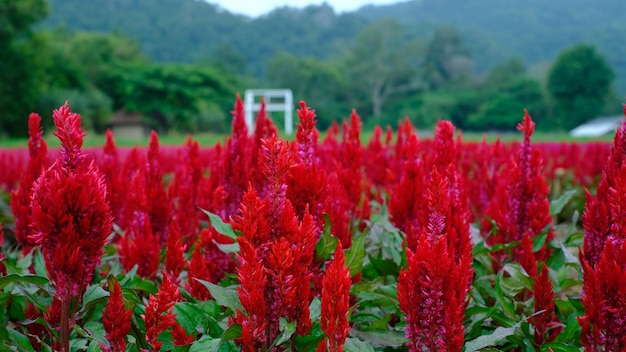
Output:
[{"xmin": 209, "ymin": 0, "xmax": 400, "ymax": 17}]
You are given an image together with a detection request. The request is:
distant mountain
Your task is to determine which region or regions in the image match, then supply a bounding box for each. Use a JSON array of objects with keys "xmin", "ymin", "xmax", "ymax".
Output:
[
  {"xmin": 43, "ymin": 0, "xmax": 626, "ymax": 92},
  {"xmin": 356, "ymin": 0, "xmax": 626, "ymax": 91},
  {"xmin": 42, "ymin": 0, "xmax": 367, "ymax": 75}
]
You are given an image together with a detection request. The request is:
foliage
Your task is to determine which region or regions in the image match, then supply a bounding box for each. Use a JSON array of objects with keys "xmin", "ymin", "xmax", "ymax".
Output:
[
  {"xmin": 548, "ymin": 44, "xmax": 615, "ymax": 130},
  {"xmin": 99, "ymin": 63, "xmax": 237, "ymax": 133}
]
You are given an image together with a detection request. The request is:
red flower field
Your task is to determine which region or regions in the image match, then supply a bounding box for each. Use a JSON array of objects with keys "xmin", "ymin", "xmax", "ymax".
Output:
[{"xmin": 0, "ymin": 97, "xmax": 623, "ymax": 351}]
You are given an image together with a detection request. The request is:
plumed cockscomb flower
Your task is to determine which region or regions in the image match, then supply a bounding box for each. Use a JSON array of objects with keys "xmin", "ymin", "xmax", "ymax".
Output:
[
  {"xmin": 11, "ymin": 113, "xmax": 48, "ymax": 253},
  {"xmin": 482, "ymin": 110, "xmax": 553, "ymax": 269},
  {"xmin": 143, "ymin": 274, "xmax": 181, "ymax": 351},
  {"xmin": 319, "ymin": 242, "xmax": 351, "ymax": 352},
  {"xmin": 30, "ymin": 103, "xmax": 112, "ymax": 298},
  {"xmin": 579, "ymin": 108, "xmax": 626, "ymax": 350},
  {"xmin": 164, "ymin": 221, "xmax": 186, "ymax": 281},
  {"xmin": 397, "ymin": 168, "xmax": 472, "ymax": 352},
  {"xmin": 30, "ymin": 102, "xmax": 113, "ymax": 352},
  {"xmin": 101, "ymin": 280, "xmax": 132, "ymax": 352}
]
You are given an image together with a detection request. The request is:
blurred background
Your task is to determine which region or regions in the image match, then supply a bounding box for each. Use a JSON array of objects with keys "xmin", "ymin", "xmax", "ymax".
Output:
[{"xmin": 0, "ymin": 0, "xmax": 624, "ymax": 140}]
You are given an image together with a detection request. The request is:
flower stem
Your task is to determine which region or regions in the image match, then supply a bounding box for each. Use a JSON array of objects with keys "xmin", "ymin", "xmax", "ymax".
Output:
[{"xmin": 61, "ymin": 299, "xmax": 70, "ymax": 352}]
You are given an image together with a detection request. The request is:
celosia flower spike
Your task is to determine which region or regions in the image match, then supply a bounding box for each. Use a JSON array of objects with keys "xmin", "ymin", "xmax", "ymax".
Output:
[
  {"xmin": 53, "ymin": 102, "xmax": 86, "ymax": 170},
  {"xmin": 101, "ymin": 280, "xmax": 132, "ymax": 352},
  {"xmin": 11, "ymin": 112, "xmax": 48, "ymax": 252},
  {"xmin": 30, "ymin": 103, "xmax": 113, "ymax": 352},
  {"xmin": 320, "ymin": 241, "xmax": 351, "ymax": 352}
]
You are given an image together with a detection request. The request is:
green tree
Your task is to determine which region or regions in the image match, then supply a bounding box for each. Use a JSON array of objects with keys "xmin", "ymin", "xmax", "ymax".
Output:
[
  {"xmin": 469, "ymin": 77, "xmax": 546, "ymax": 130},
  {"xmin": 100, "ymin": 63, "xmax": 236, "ymax": 133},
  {"xmin": 267, "ymin": 52, "xmax": 348, "ymax": 129},
  {"xmin": 422, "ymin": 27, "xmax": 473, "ymax": 90},
  {"xmin": 548, "ymin": 45, "xmax": 614, "ymax": 130},
  {"xmin": 343, "ymin": 18, "xmax": 421, "ymax": 119},
  {"xmin": 0, "ymin": 0, "xmax": 49, "ymax": 137}
]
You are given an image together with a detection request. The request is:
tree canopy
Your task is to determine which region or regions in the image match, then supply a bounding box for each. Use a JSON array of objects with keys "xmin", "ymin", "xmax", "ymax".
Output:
[{"xmin": 548, "ymin": 45, "xmax": 614, "ymax": 130}]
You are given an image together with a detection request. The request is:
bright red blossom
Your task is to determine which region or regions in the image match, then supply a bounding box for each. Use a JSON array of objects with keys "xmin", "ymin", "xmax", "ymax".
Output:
[
  {"xmin": 102, "ymin": 280, "xmax": 132, "ymax": 352},
  {"xmin": 11, "ymin": 112, "xmax": 48, "ymax": 253},
  {"xmin": 319, "ymin": 242, "xmax": 351, "ymax": 352}
]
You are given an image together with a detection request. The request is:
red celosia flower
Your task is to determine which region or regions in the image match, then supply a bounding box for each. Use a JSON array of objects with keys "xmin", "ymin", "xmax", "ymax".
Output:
[
  {"xmin": 579, "ymin": 108, "xmax": 626, "ymax": 350},
  {"xmin": 481, "ymin": 110, "xmax": 553, "ymax": 269},
  {"xmin": 389, "ymin": 132, "xmax": 425, "ymax": 246},
  {"xmin": 186, "ymin": 243, "xmax": 213, "ymax": 301},
  {"xmin": 164, "ymin": 221, "xmax": 186, "ymax": 281},
  {"xmin": 533, "ymin": 264, "xmax": 557, "ymax": 346},
  {"xmin": 320, "ymin": 242, "xmax": 351, "ymax": 352},
  {"xmin": 30, "ymin": 102, "xmax": 113, "ymax": 352},
  {"xmin": 101, "ymin": 129, "xmax": 124, "ymax": 225},
  {"xmin": 146, "ymin": 131, "xmax": 171, "ymax": 241},
  {"xmin": 231, "ymin": 136, "xmax": 318, "ymax": 349},
  {"xmin": 169, "ymin": 136, "xmax": 203, "ymax": 243},
  {"xmin": 143, "ymin": 274, "xmax": 182, "ymax": 351},
  {"xmin": 398, "ymin": 236, "xmax": 468, "ymax": 351},
  {"xmin": 232, "ymin": 240, "xmax": 268, "ymax": 352},
  {"xmin": 397, "ymin": 168, "xmax": 472, "ymax": 352},
  {"xmin": 118, "ymin": 210, "xmax": 160, "ymax": 279},
  {"xmin": 11, "ymin": 112, "xmax": 48, "ymax": 253},
  {"xmin": 287, "ymin": 102, "xmax": 326, "ymax": 227},
  {"xmin": 171, "ymin": 322, "xmax": 194, "ymax": 346},
  {"xmin": 579, "ymin": 240, "xmax": 626, "ymax": 350},
  {"xmin": 582, "ymin": 110, "xmax": 626, "ymax": 267},
  {"xmin": 101, "ymin": 280, "xmax": 132, "ymax": 352}
]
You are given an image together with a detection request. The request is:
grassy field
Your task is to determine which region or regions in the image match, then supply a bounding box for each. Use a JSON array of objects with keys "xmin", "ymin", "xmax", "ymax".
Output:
[{"xmin": 0, "ymin": 129, "xmax": 614, "ymax": 149}]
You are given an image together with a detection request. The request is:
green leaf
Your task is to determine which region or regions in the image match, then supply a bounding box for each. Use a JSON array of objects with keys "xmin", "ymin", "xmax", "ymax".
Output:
[
  {"xmin": 201, "ymin": 209, "xmax": 238, "ymax": 240},
  {"xmin": 343, "ymin": 337, "xmax": 376, "ymax": 352},
  {"xmin": 0, "ymin": 274, "xmax": 50, "ymax": 290},
  {"xmin": 349, "ymin": 329, "xmax": 406, "ymax": 347},
  {"xmin": 174, "ymin": 302, "xmax": 208, "ymax": 334},
  {"xmin": 212, "ymin": 240, "xmax": 240, "ymax": 254},
  {"xmin": 315, "ymin": 214, "xmax": 338, "ymax": 261},
  {"xmin": 80, "ymin": 284, "xmax": 110, "ymax": 313},
  {"xmin": 550, "ymin": 189, "xmax": 577, "ymax": 216},
  {"xmin": 189, "ymin": 335, "xmax": 221, "ymax": 352},
  {"xmin": 542, "ymin": 342, "xmax": 581, "ymax": 352},
  {"xmin": 221, "ymin": 324, "xmax": 242, "ymax": 343},
  {"xmin": 465, "ymin": 325, "xmax": 518, "ymax": 351},
  {"xmin": 309, "ymin": 297, "xmax": 321, "ymax": 322},
  {"xmin": 345, "ymin": 228, "xmax": 368, "ymax": 277},
  {"xmin": 7, "ymin": 328, "xmax": 35, "ymax": 352},
  {"xmin": 195, "ymin": 279, "xmax": 242, "ymax": 312},
  {"xmin": 270, "ymin": 318, "xmax": 296, "ymax": 348}
]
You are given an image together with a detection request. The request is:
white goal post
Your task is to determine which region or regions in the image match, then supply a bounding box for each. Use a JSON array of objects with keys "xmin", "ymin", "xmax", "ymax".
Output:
[{"xmin": 244, "ymin": 89, "xmax": 294, "ymax": 135}]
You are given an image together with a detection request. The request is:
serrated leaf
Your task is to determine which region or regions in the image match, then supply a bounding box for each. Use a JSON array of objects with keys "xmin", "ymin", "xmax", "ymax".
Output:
[
  {"xmin": 465, "ymin": 325, "xmax": 518, "ymax": 351},
  {"xmin": 345, "ymin": 229, "xmax": 368, "ymax": 277},
  {"xmin": 550, "ymin": 189, "xmax": 577, "ymax": 216},
  {"xmin": 195, "ymin": 279, "xmax": 242, "ymax": 312},
  {"xmin": 0, "ymin": 275, "xmax": 50, "ymax": 290},
  {"xmin": 201, "ymin": 209, "xmax": 237, "ymax": 240}
]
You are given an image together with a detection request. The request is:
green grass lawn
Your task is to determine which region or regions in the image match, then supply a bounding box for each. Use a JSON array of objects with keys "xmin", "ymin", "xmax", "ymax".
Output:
[{"xmin": 0, "ymin": 129, "xmax": 613, "ymax": 149}]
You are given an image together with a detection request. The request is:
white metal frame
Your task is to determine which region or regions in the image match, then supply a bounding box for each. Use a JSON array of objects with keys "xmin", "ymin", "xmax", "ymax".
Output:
[{"xmin": 244, "ymin": 89, "xmax": 294, "ymax": 135}]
